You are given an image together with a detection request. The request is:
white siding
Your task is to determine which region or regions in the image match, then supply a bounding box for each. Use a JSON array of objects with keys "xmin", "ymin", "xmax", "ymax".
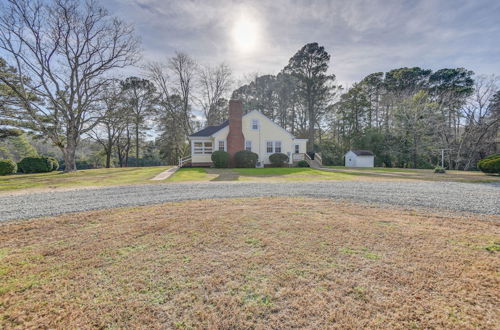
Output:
[
  {"xmin": 355, "ymin": 156, "xmax": 374, "ymax": 167},
  {"xmin": 189, "ymin": 110, "xmax": 308, "ymax": 166},
  {"xmin": 344, "ymin": 151, "xmax": 374, "ymax": 167},
  {"xmin": 191, "ymin": 138, "xmax": 214, "ymax": 164},
  {"xmin": 242, "ymin": 111, "xmax": 295, "ymax": 165},
  {"xmin": 345, "ymin": 151, "xmax": 356, "ymax": 167}
]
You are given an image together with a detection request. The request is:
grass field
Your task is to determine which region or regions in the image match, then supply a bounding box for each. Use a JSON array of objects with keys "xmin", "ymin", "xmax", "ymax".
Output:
[
  {"xmin": 325, "ymin": 166, "xmax": 419, "ymax": 173},
  {"xmin": 168, "ymin": 166, "xmax": 500, "ymax": 183},
  {"xmin": 167, "ymin": 168, "xmax": 217, "ymax": 182},
  {"xmin": 0, "ymin": 166, "xmax": 172, "ymax": 192},
  {"xmin": 324, "ymin": 166, "xmax": 500, "ymax": 183},
  {"xmin": 0, "ymin": 197, "xmax": 498, "ymax": 328},
  {"xmin": 2, "ymin": 166, "xmax": 498, "ymax": 194},
  {"xmin": 168, "ymin": 167, "xmax": 357, "ymax": 182}
]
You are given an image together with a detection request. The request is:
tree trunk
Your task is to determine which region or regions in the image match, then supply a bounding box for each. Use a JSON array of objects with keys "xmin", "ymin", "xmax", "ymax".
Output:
[
  {"xmin": 412, "ymin": 134, "xmax": 418, "ymax": 169},
  {"xmin": 307, "ymin": 97, "xmax": 315, "ymax": 152},
  {"xmin": 63, "ymin": 135, "xmax": 78, "ymax": 172},
  {"xmin": 135, "ymin": 123, "xmax": 140, "ymax": 167},
  {"xmin": 105, "ymin": 151, "xmax": 111, "ymax": 168},
  {"xmin": 117, "ymin": 149, "xmax": 123, "ymax": 167}
]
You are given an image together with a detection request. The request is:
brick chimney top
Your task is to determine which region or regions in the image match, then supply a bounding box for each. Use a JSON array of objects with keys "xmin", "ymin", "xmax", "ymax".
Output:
[{"xmin": 229, "ymin": 99, "xmax": 243, "ymax": 119}]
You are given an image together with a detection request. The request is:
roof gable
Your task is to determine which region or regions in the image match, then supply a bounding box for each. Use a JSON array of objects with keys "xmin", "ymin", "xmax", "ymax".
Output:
[
  {"xmin": 244, "ymin": 110, "xmax": 295, "ymax": 139},
  {"xmin": 188, "ymin": 110, "xmax": 301, "ymax": 139}
]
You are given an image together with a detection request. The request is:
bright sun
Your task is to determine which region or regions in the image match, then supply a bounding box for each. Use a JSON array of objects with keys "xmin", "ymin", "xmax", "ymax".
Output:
[{"xmin": 232, "ymin": 15, "xmax": 259, "ymax": 53}]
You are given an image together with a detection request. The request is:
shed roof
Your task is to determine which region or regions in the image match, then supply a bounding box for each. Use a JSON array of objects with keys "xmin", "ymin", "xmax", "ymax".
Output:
[
  {"xmin": 189, "ymin": 120, "xmax": 229, "ymax": 137},
  {"xmin": 350, "ymin": 150, "xmax": 374, "ymax": 156}
]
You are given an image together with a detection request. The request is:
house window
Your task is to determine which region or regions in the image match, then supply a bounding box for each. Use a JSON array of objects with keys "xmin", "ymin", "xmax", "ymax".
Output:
[
  {"xmin": 266, "ymin": 141, "xmax": 273, "ymax": 153},
  {"xmin": 193, "ymin": 141, "xmax": 213, "ymax": 155},
  {"xmin": 218, "ymin": 141, "xmax": 225, "ymax": 151},
  {"xmin": 193, "ymin": 142, "xmax": 203, "ymax": 155},
  {"xmin": 295, "ymin": 144, "xmax": 300, "ymax": 153},
  {"xmin": 275, "ymin": 141, "xmax": 282, "ymax": 153},
  {"xmin": 204, "ymin": 142, "xmax": 213, "ymax": 154},
  {"xmin": 266, "ymin": 141, "xmax": 282, "ymax": 153},
  {"xmin": 245, "ymin": 140, "xmax": 252, "ymax": 151},
  {"xmin": 251, "ymin": 119, "xmax": 259, "ymax": 130}
]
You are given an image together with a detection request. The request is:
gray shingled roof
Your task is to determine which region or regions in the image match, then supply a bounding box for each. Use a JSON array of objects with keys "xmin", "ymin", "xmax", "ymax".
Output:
[
  {"xmin": 189, "ymin": 120, "xmax": 229, "ymax": 137},
  {"xmin": 351, "ymin": 150, "xmax": 374, "ymax": 156}
]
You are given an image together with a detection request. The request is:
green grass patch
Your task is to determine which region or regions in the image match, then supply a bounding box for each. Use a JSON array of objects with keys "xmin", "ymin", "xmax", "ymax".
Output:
[
  {"xmin": 483, "ymin": 242, "xmax": 500, "ymax": 252},
  {"xmin": 234, "ymin": 168, "xmax": 355, "ymax": 181},
  {"xmin": 245, "ymin": 237, "xmax": 264, "ymax": 248},
  {"xmin": 169, "ymin": 168, "xmax": 356, "ymax": 182},
  {"xmin": 167, "ymin": 168, "xmax": 211, "ymax": 182},
  {"xmin": 340, "ymin": 247, "xmax": 380, "ymax": 260},
  {"xmin": 0, "ymin": 166, "xmax": 172, "ymax": 192},
  {"xmin": 325, "ymin": 166, "xmax": 418, "ymax": 173}
]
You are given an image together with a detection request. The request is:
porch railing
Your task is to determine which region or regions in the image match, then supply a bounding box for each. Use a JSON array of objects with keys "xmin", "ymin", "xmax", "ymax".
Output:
[
  {"xmin": 178, "ymin": 155, "xmax": 192, "ymax": 167},
  {"xmin": 314, "ymin": 153, "xmax": 322, "ymax": 166},
  {"xmin": 292, "ymin": 153, "xmax": 306, "ymax": 162}
]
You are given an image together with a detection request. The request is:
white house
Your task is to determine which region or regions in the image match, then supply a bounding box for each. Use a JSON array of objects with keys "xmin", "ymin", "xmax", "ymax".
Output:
[
  {"xmin": 344, "ymin": 150, "xmax": 375, "ymax": 167},
  {"xmin": 188, "ymin": 100, "xmax": 308, "ymax": 167}
]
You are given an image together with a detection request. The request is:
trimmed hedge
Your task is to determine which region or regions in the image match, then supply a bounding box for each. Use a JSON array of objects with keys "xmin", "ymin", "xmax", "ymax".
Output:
[
  {"xmin": 0, "ymin": 159, "xmax": 17, "ymax": 175},
  {"xmin": 477, "ymin": 153, "xmax": 500, "ymax": 174},
  {"xmin": 17, "ymin": 156, "xmax": 55, "ymax": 173},
  {"xmin": 269, "ymin": 153, "xmax": 289, "ymax": 167},
  {"xmin": 211, "ymin": 151, "xmax": 230, "ymax": 168},
  {"xmin": 434, "ymin": 166, "xmax": 446, "ymax": 174},
  {"xmin": 297, "ymin": 160, "xmax": 309, "ymax": 167},
  {"xmin": 234, "ymin": 150, "xmax": 258, "ymax": 168}
]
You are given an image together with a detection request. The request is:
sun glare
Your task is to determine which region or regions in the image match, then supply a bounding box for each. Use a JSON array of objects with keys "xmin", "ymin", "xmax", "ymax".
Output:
[{"xmin": 232, "ymin": 15, "xmax": 259, "ymax": 53}]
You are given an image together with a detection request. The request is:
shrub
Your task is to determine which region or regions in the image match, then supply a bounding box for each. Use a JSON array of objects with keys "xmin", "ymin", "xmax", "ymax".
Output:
[
  {"xmin": 434, "ymin": 166, "xmax": 446, "ymax": 174},
  {"xmin": 297, "ymin": 160, "xmax": 309, "ymax": 167},
  {"xmin": 17, "ymin": 156, "xmax": 52, "ymax": 173},
  {"xmin": 234, "ymin": 150, "xmax": 258, "ymax": 168},
  {"xmin": 46, "ymin": 157, "xmax": 60, "ymax": 171},
  {"xmin": 211, "ymin": 150, "xmax": 230, "ymax": 168},
  {"xmin": 478, "ymin": 154, "xmax": 500, "ymax": 174},
  {"xmin": 0, "ymin": 159, "xmax": 17, "ymax": 175},
  {"xmin": 269, "ymin": 153, "xmax": 289, "ymax": 167}
]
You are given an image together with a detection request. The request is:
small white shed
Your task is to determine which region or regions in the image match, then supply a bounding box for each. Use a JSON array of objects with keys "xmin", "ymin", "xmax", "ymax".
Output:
[{"xmin": 345, "ymin": 150, "xmax": 375, "ymax": 167}]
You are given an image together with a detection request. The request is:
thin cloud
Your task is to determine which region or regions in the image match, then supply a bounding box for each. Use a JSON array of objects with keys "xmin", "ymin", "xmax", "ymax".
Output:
[{"xmin": 105, "ymin": 0, "xmax": 500, "ymax": 85}]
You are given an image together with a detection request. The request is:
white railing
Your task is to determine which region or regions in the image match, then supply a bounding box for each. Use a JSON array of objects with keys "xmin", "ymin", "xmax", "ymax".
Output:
[
  {"xmin": 314, "ymin": 153, "xmax": 322, "ymax": 165},
  {"xmin": 178, "ymin": 155, "xmax": 192, "ymax": 167},
  {"xmin": 292, "ymin": 153, "xmax": 306, "ymax": 162}
]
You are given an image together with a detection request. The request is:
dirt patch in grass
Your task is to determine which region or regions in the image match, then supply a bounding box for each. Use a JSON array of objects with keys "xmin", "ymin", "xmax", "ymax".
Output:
[{"xmin": 0, "ymin": 198, "xmax": 499, "ymax": 328}]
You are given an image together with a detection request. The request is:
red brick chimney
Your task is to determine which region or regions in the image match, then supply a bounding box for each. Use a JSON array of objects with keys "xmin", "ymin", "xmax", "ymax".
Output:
[{"xmin": 227, "ymin": 99, "xmax": 244, "ymax": 166}]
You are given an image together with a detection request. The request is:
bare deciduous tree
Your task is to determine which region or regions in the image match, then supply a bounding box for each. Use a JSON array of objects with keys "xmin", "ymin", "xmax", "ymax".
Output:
[
  {"xmin": 0, "ymin": 0, "xmax": 139, "ymax": 171},
  {"xmin": 168, "ymin": 52, "xmax": 197, "ymax": 134},
  {"xmin": 87, "ymin": 80, "xmax": 129, "ymax": 168},
  {"xmin": 147, "ymin": 61, "xmax": 192, "ymax": 164},
  {"xmin": 456, "ymin": 75, "xmax": 499, "ymax": 169},
  {"xmin": 196, "ymin": 63, "xmax": 232, "ymax": 125}
]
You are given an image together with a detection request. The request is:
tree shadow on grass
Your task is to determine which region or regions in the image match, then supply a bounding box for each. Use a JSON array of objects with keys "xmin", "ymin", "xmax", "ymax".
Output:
[{"xmin": 207, "ymin": 169, "xmax": 240, "ymax": 181}]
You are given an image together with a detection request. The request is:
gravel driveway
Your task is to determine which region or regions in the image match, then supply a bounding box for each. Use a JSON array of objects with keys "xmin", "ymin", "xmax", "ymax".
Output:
[{"xmin": 1, "ymin": 181, "xmax": 499, "ymax": 221}]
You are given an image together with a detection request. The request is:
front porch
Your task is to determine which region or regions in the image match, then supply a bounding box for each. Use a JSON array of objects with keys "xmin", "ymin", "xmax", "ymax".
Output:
[{"xmin": 180, "ymin": 152, "xmax": 323, "ymax": 168}]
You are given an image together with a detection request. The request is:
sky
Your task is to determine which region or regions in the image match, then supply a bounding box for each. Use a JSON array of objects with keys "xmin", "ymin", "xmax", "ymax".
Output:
[{"xmin": 105, "ymin": 0, "xmax": 500, "ymax": 87}]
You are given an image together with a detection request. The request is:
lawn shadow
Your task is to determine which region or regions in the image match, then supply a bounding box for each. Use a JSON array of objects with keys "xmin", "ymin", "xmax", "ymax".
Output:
[{"xmin": 207, "ymin": 169, "xmax": 240, "ymax": 181}]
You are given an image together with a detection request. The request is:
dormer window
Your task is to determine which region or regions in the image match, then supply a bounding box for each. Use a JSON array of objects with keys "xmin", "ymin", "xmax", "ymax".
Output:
[{"xmin": 251, "ymin": 119, "xmax": 259, "ymax": 130}]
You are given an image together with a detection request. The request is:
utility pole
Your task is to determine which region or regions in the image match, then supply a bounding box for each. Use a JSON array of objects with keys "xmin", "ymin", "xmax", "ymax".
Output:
[{"xmin": 434, "ymin": 148, "xmax": 452, "ymax": 168}]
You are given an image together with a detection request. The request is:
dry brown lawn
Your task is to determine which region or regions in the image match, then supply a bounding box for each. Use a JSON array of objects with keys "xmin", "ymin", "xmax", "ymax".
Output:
[{"xmin": 1, "ymin": 198, "xmax": 499, "ymax": 329}]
